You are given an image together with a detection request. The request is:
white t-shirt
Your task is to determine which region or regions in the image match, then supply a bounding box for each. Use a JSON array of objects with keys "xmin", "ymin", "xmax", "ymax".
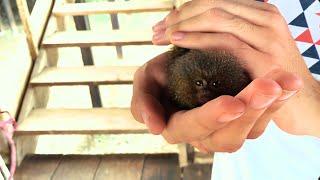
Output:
[
  {"xmin": 212, "ymin": 122, "xmax": 320, "ymax": 180},
  {"xmin": 212, "ymin": 0, "xmax": 320, "ymax": 179}
]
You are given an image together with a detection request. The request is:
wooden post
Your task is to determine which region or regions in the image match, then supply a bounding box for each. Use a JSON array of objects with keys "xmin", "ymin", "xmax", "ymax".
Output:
[
  {"xmin": 16, "ymin": 0, "xmax": 55, "ymax": 60},
  {"xmin": 16, "ymin": 0, "xmax": 38, "ymax": 59},
  {"xmin": 15, "ymin": 50, "xmax": 53, "ymax": 165},
  {"xmin": 74, "ymin": 0, "xmax": 103, "ymax": 108},
  {"xmin": 178, "ymin": 144, "xmax": 188, "ymax": 167},
  {"xmin": 14, "ymin": 0, "xmax": 55, "ymax": 164}
]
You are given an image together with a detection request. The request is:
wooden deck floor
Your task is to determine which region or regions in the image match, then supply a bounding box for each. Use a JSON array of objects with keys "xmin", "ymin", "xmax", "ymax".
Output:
[{"xmin": 14, "ymin": 154, "xmax": 212, "ymax": 180}]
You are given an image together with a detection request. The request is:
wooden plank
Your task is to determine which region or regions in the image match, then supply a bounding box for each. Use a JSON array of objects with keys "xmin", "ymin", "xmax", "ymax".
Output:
[
  {"xmin": 42, "ymin": 30, "xmax": 153, "ymax": 48},
  {"xmin": 53, "ymin": 1, "xmax": 173, "ymax": 16},
  {"xmin": 194, "ymin": 149, "xmax": 213, "ymax": 164},
  {"xmin": 142, "ymin": 154, "xmax": 180, "ymax": 180},
  {"xmin": 94, "ymin": 155, "xmax": 144, "ymax": 180},
  {"xmin": 16, "ymin": 108, "xmax": 147, "ymax": 135},
  {"xmin": 14, "ymin": 155, "xmax": 62, "ymax": 180},
  {"xmin": 52, "ymin": 155, "xmax": 100, "ymax": 180},
  {"xmin": 29, "ymin": 0, "xmax": 55, "ymax": 48},
  {"xmin": 14, "ymin": 49, "xmax": 52, "ymax": 165},
  {"xmin": 183, "ymin": 164, "xmax": 212, "ymax": 180},
  {"xmin": 30, "ymin": 66, "xmax": 138, "ymax": 86},
  {"xmin": 178, "ymin": 144, "xmax": 188, "ymax": 167},
  {"xmin": 16, "ymin": 0, "xmax": 37, "ymax": 59}
]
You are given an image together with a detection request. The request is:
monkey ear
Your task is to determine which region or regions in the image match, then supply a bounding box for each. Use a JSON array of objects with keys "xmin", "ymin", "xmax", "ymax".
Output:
[{"xmin": 168, "ymin": 46, "xmax": 190, "ymax": 59}]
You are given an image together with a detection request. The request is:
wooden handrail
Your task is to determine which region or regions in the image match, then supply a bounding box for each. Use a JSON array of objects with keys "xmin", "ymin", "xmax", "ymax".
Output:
[{"xmin": 16, "ymin": 0, "xmax": 55, "ymax": 60}]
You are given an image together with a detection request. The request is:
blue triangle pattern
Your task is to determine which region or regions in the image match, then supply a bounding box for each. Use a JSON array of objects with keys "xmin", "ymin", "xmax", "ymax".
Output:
[
  {"xmin": 289, "ymin": 13, "xmax": 308, "ymax": 27},
  {"xmin": 302, "ymin": 45, "xmax": 320, "ymax": 59},
  {"xmin": 299, "ymin": 0, "xmax": 315, "ymax": 10},
  {"xmin": 310, "ymin": 61, "xmax": 320, "ymax": 74}
]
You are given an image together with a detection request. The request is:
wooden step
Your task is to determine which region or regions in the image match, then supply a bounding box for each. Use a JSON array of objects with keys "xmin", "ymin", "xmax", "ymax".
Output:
[
  {"xmin": 42, "ymin": 30, "xmax": 153, "ymax": 48},
  {"xmin": 53, "ymin": 1, "xmax": 173, "ymax": 16},
  {"xmin": 16, "ymin": 108, "xmax": 147, "ymax": 135},
  {"xmin": 30, "ymin": 66, "xmax": 138, "ymax": 86}
]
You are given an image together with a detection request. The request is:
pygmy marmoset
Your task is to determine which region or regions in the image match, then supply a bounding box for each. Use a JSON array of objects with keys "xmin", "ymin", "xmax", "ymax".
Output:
[{"xmin": 167, "ymin": 46, "xmax": 252, "ymax": 109}]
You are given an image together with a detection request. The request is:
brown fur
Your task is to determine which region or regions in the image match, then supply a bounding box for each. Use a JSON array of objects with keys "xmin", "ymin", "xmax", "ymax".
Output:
[{"xmin": 167, "ymin": 46, "xmax": 252, "ymax": 109}]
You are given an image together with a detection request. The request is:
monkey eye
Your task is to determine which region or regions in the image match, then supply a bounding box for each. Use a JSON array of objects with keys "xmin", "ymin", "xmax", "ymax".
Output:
[
  {"xmin": 195, "ymin": 80, "xmax": 206, "ymax": 87},
  {"xmin": 211, "ymin": 80, "xmax": 220, "ymax": 87}
]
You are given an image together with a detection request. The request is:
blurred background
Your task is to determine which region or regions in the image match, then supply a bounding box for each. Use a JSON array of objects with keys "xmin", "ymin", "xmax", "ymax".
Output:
[{"xmin": 0, "ymin": 0, "xmax": 177, "ymax": 158}]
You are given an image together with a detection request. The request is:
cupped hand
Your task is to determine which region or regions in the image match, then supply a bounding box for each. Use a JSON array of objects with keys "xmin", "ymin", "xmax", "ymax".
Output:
[
  {"xmin": 152, "ymin": 0, "xmax": 320, "ymax": 137},
  {"xmin": 131, "ymin": 52, "xmax": 301, "ymax": 153},
  {"xmin": 130, "ymin": 0, "xmax": 312, "ymax": 153}
]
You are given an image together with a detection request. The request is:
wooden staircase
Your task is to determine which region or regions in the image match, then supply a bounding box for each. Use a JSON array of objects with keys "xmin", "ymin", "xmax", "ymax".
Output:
[{"xmin": 11, "ymin": 2, "xmax": 212, "ymax": 178}]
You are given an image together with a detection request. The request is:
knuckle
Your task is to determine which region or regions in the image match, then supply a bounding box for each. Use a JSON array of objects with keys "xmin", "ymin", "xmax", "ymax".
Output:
[
  {"xmin": 268, "ymin": 13, "xmax": 286, "ymax": 29},
  {"xmin": 206, "ymin": 8, "xmax": 225, "ymax": 18},
  {"xmin": 269, "ymin": 13, "xmax": 282, "ymax": 22},
  {"xmin": 216, "ymin": 95, "xmax": 235, "ymax": 106},
  {"xmin": 265, "ymin": 4, "xmax": 280, "ymax": 13}
]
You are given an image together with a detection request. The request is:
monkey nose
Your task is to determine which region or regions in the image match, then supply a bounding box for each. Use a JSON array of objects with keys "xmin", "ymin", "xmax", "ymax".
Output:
[{"xmin": 197, "ymin": 91, "xmax": 212, "ymax": 105}]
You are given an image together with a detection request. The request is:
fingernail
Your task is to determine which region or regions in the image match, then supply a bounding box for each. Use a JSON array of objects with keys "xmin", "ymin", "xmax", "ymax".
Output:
[
  {"xmin": 250, "ymin": 93, "xmax": 277, "ymax": 109},
  {"xmin": 278, "ymin": 90, "xmax": 298, "ymax": 101},
  {"xmin": 171, "ymin": 32, "xmax": 185, "ymax": 41},
  {"xmin": 217, "ymin": 112, "xmax": 244, "ymax": 123},
  {"xmin": 152, "ymin": 20, "xmax": 166, "ymax": 32}
]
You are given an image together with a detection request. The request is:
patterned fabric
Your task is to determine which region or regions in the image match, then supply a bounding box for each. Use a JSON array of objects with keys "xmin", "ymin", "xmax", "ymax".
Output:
[
  {"xmin": 281, "ymin": 0, "xmax": 320, "ymax": 79},
  {"xmin": 212, "ymin": 1, "xmax": 320, "ymax": 180}
]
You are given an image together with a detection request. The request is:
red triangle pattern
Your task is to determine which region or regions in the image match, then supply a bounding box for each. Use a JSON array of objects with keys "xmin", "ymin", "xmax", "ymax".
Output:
[
  {"xmin": 316, "ymin": 39, "xmax": 320, "ymax": 45},
  {"xmin": 316, "ymin": 13, "xmax": 320, "ymax": 16},
  {"xmin": 295, "ymin": 29, "xmax": 314, "ymax": 43}
]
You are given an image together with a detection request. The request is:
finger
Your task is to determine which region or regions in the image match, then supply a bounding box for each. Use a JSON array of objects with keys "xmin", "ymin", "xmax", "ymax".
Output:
[
  {"xmin": 247, "ymin": 70, "xmax": 303, "ymax": 138},
  {"xmin": 165, "ymin": 31, "xmax": 278, "ymax": 78},
  {"xmin": 165, "ymin": 8, "xmax": 271, "ymax": 52},
  {"xmin": 197, "ymin": 0, "xmax": 278, "ymax": 12},
  {"xmin": 166, "ymin": 0, "xmax": 276, "ymax": 27},
  {"xmin": 131, "ymin": 53, "xmax": 168, "ymax": 134},
  {"xmin": 201, "ymin": 78, "xmax": 282, "ymax": 152},
  {"xmin": 161, "ymin": 95, "xmax": 246, "ymax": 144},
  {"xmin": 168, "ymin": 8, "xmax": 270, "ymax": 51}
]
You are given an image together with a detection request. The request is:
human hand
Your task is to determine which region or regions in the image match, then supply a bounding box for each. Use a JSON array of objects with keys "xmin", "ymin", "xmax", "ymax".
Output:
[
  {"xmin": 131, "ymin": 52, "xmax": 301, "ymax": 153},
  {"xmin": 152, "ymin": 0, "xmax": 320, "ymax": 137},
  {"xmin": 131, "ymin": 0, "xmax": 305, "ymax": 152}
]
